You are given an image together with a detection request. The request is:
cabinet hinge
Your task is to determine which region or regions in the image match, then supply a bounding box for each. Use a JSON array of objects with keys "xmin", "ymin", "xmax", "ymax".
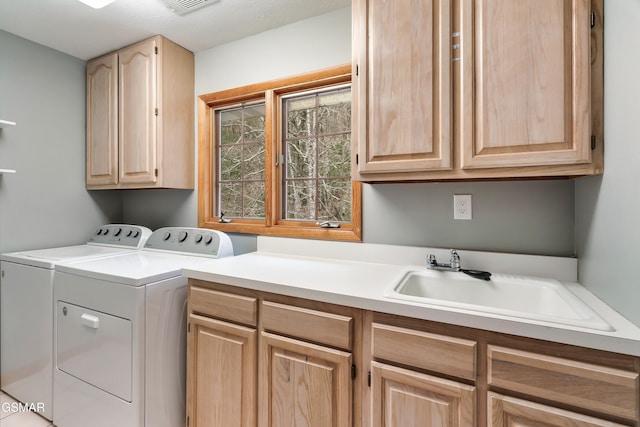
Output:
[
  {"xmin": 590, "ymin": 11, "xmax": 595, "ymax": 28},
  {"xmin": 187, "ymin": 322, "xmax": 190, "ymax": 333},
  {"xmin": 591, "ymin": 135, "xmax": 596, "ymax": 150},
  {"xmin": 155, "ymin": 46, "xmax": 158, "ymax": 54},
  {"xmin": 351, "ymin": 364, "xmax": 356, "ymax": 380},
  {"xmin": 355, "ymin": 154, "xmax": 359, "ymax": 165},
  {"xmin": 186, "ymin": 415, "xmax": 189, "ymax": 426},
  {"xmin": 155, "ymin": 108, "xmax": 158, "ymax": 116},
  {"xmin": 367, "ymin": 371, "xmax": 371, "ymax": 387},
  {"xmin": 356, "ymin": 64, "xmax": 359, "ymax": 76},
  {"xmin": 155, "ymin": 168, "xmax": 159, "ymax": 177}
]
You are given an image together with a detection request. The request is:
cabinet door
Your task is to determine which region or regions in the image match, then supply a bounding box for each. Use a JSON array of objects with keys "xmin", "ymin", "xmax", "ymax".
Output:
[
  {"xmin": 488, "ymin": 392, "xmax": 628, "ymax": 427},
  {"xmin": 460, "ymin": 0, "xmax": 592, "ymax": 169},
  {"xmin": 187, "ymin": 314, "xmax": 257, "ymax": 427},
  {"xmin": 86, "ymin": 53, "xmax": 118, "ymax": 186},
  {"xmin": 353, "ymin": 0, "xmax": 452, "ymax": 175},
  {"xmin": 259, "ymin": 332, "xmax": 352, "ymax": 427},
  {"xmin": 118, "ymin": 38, "xmax": 157, "ymax": 184},
  {"xmin": 371, "ymin": 362, "xmax": 476, "ymax": 427}
]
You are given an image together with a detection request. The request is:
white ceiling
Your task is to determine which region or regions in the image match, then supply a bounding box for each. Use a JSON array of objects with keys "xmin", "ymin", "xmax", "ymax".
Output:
[{"xmin": 0, "ymin": 0, "xmax": 351, "ymax": 60}]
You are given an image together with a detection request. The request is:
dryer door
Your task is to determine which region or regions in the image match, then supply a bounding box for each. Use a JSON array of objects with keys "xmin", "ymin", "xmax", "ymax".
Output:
[{"xmin": 56, "ymin": 301, "xmax": 132, "ymax": 402}]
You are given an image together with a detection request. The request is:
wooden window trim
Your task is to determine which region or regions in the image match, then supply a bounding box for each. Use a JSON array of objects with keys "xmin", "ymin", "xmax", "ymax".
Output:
[{"xmin": 198, "ymin": 64, "xmax": 362, "ymax": 242}]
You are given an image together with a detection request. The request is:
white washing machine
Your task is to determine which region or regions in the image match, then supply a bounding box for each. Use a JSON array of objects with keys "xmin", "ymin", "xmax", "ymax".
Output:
[
  {"xmin": 0, "ymin": 224, "xmax": 151, "ymax": 421},
  {"xmin": 52, "ymin": 227, "xmax": 234, "ymax": 427}
]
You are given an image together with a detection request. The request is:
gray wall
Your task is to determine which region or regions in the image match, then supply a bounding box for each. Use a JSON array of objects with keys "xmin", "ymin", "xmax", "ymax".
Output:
[
  {"xmin": 575, "ymin": 1, "xmax": 640, "ymax": 326},
  {"xmin": 0, "ymin": 30, "xmax": 122, "ymax": 254},
  {"xmin": 122, "ymin": 7, "xmax": 576, "ymax": 257}
]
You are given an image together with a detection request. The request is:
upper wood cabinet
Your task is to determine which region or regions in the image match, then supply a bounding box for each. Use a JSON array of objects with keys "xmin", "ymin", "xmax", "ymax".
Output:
[
  {"xmin": 86, "ymin": 35, "xmax": 194, "ymax": 189},
  {"xmin": 352, "ymin": 0, "xmax": 604, "ymax": 181},
  {"xmin": 352, "ymin": 0, "xmax": 452, "ymax": 174}
]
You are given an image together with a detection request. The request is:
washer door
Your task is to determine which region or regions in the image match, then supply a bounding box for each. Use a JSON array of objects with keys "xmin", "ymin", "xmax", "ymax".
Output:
[{"xmin": 56, "ymin": 301, "xmax": 132, "ymax": 402}]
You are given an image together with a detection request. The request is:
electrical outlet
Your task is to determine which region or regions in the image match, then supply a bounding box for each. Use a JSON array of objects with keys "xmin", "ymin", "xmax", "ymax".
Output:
[{"xmin": 454, "ymin": 194, "xmax": 472, "ymax": 220}]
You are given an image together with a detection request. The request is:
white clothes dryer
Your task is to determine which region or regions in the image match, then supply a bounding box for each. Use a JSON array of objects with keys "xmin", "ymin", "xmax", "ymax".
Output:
[
  {"xmin": 0, "ymin": 224, "xmax": 151, "ymax": 421},
  {"xmin": 52, "ymin": 227, "xmax": 233, "ymax": 427}
]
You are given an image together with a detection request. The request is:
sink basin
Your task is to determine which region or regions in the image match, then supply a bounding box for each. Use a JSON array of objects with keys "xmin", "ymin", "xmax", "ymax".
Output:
[{"xmin": 387, "ymin": 270, "xmax": 613, "ymax": 331}]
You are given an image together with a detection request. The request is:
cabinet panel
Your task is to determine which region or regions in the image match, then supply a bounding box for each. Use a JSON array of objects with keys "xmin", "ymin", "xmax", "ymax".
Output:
[
  {"xmin": 488, "ymin": 392, "xmax": 628, "ymax": 427},
  {"xmin": 118, "ymin": 38, "xmax": 157, "ymax": 184},
  {"xmin": 354, "ymin": 0, "xmax": 452, "ymax": 174},
  {"xmin": 262, "ymin": 301, "xmax": 353, "ymax": 350},
  {"xmin": 372, "ymin": 361, "xmax": 476, "ymax": 427},
  {"xmin": 372, "ymin": 322, "xmax": 476, "ymax": 381},
  {"xmin": 460, "ymin": 0, "xmax": 592, "ymax": 169},
  {"xmin": 187, "ymin": 314, "xmax": 257, "ymax": 427},
  {"xmin": 259, "ymin": 332, "xmax": 352, "ymax": 427},
  {"xmin": 86, "ymin": 53, "xmax": 118, "ymax": 186},
  {"xmin": 190, "ymin": 285, "xmax": 258, "ymax": 326},
  {"xmin": 487, "ymin": 345, "xmax": 639, "ymax": 421}
]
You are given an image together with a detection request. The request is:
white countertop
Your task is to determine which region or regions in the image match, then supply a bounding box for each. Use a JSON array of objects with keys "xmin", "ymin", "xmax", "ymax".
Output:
[{"xmin": 183, "ymin": 237, "xmax": 640, "ymax": 357}]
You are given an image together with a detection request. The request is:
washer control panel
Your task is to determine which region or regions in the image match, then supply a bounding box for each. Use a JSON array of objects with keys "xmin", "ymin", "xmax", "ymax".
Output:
[
  {"xmin": 143, "ymin": 227, "xmax": 234, "ymax": 258},
  {"xmin": 86, "ymin": 224, "xmax": 152, "ymax": 248}
]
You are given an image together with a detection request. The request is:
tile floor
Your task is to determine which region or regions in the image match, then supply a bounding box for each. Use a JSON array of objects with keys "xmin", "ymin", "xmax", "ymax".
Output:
[{"xmin": 0, "ymin": 391, "xmax": 53, "ymax": 427}]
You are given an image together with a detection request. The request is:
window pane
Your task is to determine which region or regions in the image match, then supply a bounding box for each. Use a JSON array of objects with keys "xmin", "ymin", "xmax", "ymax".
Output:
[
  {"xmin": 286, "ymin": 180, "xmax": 316, "ymax": 220},
  {"xmin": 220, "ymin": 110, "xmax": 243, "ymax": 145},
  {"xmin": 219, "ymin": 182, "xmax": 243, "ymax": 217},
  {"xmin": 317, "ymin": 89, "xmax": 351, "ymax": 135},
  {"xmin": 243, "ymin": 105, "xmax": 265, "ymax": 142},
  {"xmin": 318, "ymin": 135, "xmax": 350, "ymax": 178},
  {"xmin": 317, "ymin": 179, "xmax": 351, "ymax": 221},
  {"xmin": 216, "ymin": 102, "xmax": 265, "ymax": 219},
  {"xmin": 220, "ymin": 145, "xmax": 242, "ymax": 181},
  {"xmin": 243, "ymin": 181, "xmax": 265, "ymax": 218},
  {"xmin": 244, "ymin": 143, "xmax": 265, "ymax": 180},
  {"xmin": 286, "ymin": 138, "xmax": 316, "ymax": 178},
  {"xmin": 287, "ymin": 96, "xmax": 316, "ymax": 138},
  {"xmin": 283, "ymin": 86, "xmax": 351, "ymax": 222}
]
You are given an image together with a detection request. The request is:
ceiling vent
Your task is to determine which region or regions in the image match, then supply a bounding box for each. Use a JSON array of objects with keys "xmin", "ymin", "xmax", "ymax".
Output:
[{"xmin": 159, "ymin": 0, "xmax": 221, "ymax": 16}]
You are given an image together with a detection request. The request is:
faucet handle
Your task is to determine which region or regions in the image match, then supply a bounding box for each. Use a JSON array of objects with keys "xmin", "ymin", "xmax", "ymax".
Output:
[{"xmin": 450, "ymin": 249, "xmax": 461, "ymax": 270}]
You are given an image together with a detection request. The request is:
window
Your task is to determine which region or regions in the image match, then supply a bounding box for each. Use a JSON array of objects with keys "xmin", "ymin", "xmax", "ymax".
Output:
[{"xmin": 198, "ymin": 65, "xmax": 361, "ymax": 241}]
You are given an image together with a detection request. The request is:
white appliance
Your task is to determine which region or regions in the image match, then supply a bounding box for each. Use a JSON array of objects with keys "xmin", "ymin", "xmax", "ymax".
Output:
[
  {"xmin": 52, "ymin": 227, "xmax": 234, "ymax": 427},
  {"xmin": 0, "ymin": 224, "xmax": 151, "ymax": 421}
]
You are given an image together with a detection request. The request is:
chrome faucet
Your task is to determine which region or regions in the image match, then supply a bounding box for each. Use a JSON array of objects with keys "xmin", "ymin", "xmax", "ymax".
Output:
[{"xmin": 426, "ymin": 249, "xmax": 461, "ymax": 272}]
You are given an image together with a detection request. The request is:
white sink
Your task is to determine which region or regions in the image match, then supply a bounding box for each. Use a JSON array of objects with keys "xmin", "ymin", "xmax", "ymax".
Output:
[{"xmin": 387, "ymin": 270, "xmax": 613, "ymax": 331}]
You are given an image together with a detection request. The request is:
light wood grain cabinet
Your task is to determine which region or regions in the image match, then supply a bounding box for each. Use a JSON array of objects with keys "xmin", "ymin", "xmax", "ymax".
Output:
[
  {"xmin": 488, "ymin": 393, "xmax": 629, "ymax": 427},
  {"xmin": 369, "ymin": 321, "xmax": 477, "ymax": 427},
  {"xmin": 187, "ymin": 314, "xmax": 257, "ymax": 427},
  {"xmin": 368, "ymin": 314, "xmax": 640, "ymax": 427},
  {"xmin": 259, "ymin": 332, "xmax": 352, "ymax": 427},
  {"xmin": 186, "ymin": 282, "xmax": 640, "ymax": 427},
  {"xmin": 86, "ymin": 35, "xmax": 194, "ymax": 189},
  {"xmin": 352, "ymin": 0, "xmax": 452, "ymax": 175},
  {"xmin": 187, "ymin": 281, "xmax": 359, "ymax": 427},
  {"xmin": 353, "ymin": 0, "xmax": 604, "ymax": 181},
  {"xmin": 187, "ymin": 285, "xmax": 259, "ymax": 427},
  {"xmin": 371, "ymin": 361, "xmax": 476, "ymax": 427}
]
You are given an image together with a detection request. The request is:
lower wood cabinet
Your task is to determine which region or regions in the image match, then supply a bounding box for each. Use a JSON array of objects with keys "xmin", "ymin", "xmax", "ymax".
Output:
[
  {"xmin": 187, "ymin": 281, "xmax": 640, "ymax": 427},
  {"xmin": 259, "ymin": 332, "xmax": 352, "ymax": 427},
  {"xmin": 187, "ymin": 314, "xmax": 257, "ymax": 427},
  {"xmin": 371, "ymin": 362, "xmax": 476, "ymax": 427},
  {"xmin": 488, "ymin": 393, "xmax": 628, "ymax": 427},
  {"xmin": 187, "ymin": 280, "xmax": 359, "ymax": 427}
]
